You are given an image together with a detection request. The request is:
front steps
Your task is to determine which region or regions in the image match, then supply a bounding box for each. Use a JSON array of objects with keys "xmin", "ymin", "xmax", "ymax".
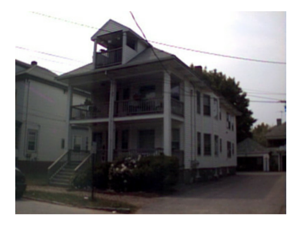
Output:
[{"xmin": 49, "ymin": 161, "xmax": 81, "ymax": 187}]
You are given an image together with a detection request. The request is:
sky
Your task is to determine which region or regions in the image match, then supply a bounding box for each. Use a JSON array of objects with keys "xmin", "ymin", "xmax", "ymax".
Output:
[{"xmin": 14, "ymin": 6, "xmax": 287, "ymax": 128}]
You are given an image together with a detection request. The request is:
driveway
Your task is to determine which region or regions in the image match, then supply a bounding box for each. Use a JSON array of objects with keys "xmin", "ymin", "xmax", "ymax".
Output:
[{"xmin": 136, "ymin": 172, "xmax": 286, "ymax": 214}]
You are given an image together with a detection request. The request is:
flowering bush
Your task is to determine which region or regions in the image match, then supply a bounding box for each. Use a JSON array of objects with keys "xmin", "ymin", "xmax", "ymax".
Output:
[{"xmin": 109, "ymin": 155, "xmax": 179, "ymax": 192}]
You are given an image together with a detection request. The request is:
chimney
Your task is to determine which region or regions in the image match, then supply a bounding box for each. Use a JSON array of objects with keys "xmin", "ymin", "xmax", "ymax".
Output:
[
  {"xmin": 31, "ymin": 61, "xmax": 37, "ymax": 66},
  {"xmin": 277, "ymin": 118, "xmax": 282, "ymax": 126},
  {"xmin": 194, "ymin": 65, "xmax": 202, "ymax": 75}
]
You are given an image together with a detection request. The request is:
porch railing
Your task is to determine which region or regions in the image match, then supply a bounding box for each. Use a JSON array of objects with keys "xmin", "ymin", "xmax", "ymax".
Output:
[
  {"xmin": 71, "ymin": 103, "xmax": 109, "ymax": 120},
  {"xmin": 95, "ymin": 48, "xmax": 122, "ymax": 68},
  {"xmin": 113, "ymin": 148, "xmax": 184, "ymax": 168},
  {"xmin": 115, "ymin": 98, "xmax": 163, "ymax": 116},
  {"xmin": 171, "ymin": 99, "xmax": 184, "ymax": 117},
  {"xmin": 113, "ymin": 148, "xmax": 163, "ymax": 160}
]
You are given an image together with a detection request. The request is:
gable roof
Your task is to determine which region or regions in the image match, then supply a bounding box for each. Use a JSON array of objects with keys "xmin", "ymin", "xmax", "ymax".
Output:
[
  {"xmin": 265, "ymin": 122, "xmax": 286, "ymax": 140},
  {"xmin": 58, "ymin": 47, "xmax": 175, "ymax": 79},
  {"xmin": 237, "ymin": 138, "xmax": 269, "ymax": 155},
  {"xmin": 91, "ymin": 19, "xmax": 147, "ymax": 46}
]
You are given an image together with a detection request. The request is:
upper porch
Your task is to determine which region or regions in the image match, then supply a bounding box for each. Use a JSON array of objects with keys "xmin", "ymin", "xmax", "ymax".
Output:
[{"xmin": 69, "ymin": 71, "xmax": 185, "ymax": 121}]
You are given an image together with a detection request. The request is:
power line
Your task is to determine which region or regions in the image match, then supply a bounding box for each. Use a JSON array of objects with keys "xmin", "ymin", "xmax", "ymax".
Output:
[
  {"xmin": 30, "ymin": 11, "xmax": 286, "ymax": 65},
  {"xmin": 149, "ymin": 40, "xmax": 286, "ymax": 65},
  {"xmin": 16, "ymin": 46, "xmax": 85, "ymax": 63}
]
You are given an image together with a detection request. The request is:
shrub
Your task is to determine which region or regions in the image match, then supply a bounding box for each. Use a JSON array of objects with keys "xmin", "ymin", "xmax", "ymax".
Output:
[
  {"xmin": 109, "ymin": 155, "xmax": 179, "ymax": 192},
  {"xmin": 72, "ymin": 162, "xmax": 111, "ymax": 190}
]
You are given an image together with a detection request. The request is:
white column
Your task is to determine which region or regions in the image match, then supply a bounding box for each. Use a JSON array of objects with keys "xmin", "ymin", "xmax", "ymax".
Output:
[
  {"xmin": 66, "ymin": 85, "xmax": 73, "ymax": 151},
  {"xmin": 108, "ymin": 79, "xmax": 116, "ymax": 162},
  {"xmin": 163, "ymin": 72, "xmax": 171, "ymax": 156},
  {"xmin": 93, "ymin": 40, "xmax": 98, "ymax": 68},
  {"xmin": 122, "ymin": 32, "xmax": 127, "ymax": 64},
  {"xmin": 184, "ymin": 80, "xmax": 192, "ymax": 169}
]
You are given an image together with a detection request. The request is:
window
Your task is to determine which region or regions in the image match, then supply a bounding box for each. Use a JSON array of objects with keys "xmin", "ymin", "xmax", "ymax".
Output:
[
  {"xmin": 213, "ymin": 98, "xmax": 218, "ymax": 119},
  {"xmin": 197, "ymin": 132, "xmax": 201, "ymax": 155},
  {"xmin": 27, "ymin": 129, "xmax": 38, "ymax": 152},
  {"xmin": 171, "ymin": 83, "xmax": 180, "ymax": 100},
  {"xmin": 226, "ymin": 113, "xmax": 231, "ymax": 129},
  {"xmin": 204, "ymin": 134, "xmax": 211, "ymax": 156},
  {"xmin": 232, "ymin": 143, "xmax": 235, "ymax": 155},
  {"xmin": 172, "ymin": 129, "xmax": 180, "ymax": 150},
  {"xmin": 61, "ymin": 139, "xmax": 65, "ymax": 149},
  {"xmin": 140, "ymin": 85, "xmax": 155, "ymax": 99},
  {"xmin": 196, "ymin": 91, "xmax": 201, "ymax": 114},
  {"xmin": 138, "ymin": 130, "xmax": 155, "ymax": 149},
  {"xmin": 203, "ymin": 95, "xmax": 211, "ymax": 116},
  {"xmin": 122, "ymin": 130, "xmax": 129, "ymax": 149},
  {"xmin": 227, "ymin": 141, "xmax": 231, "ymax": 158},
  {"xmin": 214, "ymin": 135, "xmax": 219, "ymax": 156},
  {"xmin": 220, "ymin": 138, "xmax": 222, "ymax": 153}
]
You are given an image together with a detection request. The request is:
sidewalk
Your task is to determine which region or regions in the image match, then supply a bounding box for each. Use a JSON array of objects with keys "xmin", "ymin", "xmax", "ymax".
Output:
[{"xmin": 26, "ymin": 185, "xmax": 157, "ymax": 209}]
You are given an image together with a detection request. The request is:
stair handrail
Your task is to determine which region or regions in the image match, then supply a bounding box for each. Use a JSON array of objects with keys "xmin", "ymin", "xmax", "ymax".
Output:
[
  {"xmin": 74, "ymin": 153, "xmax": 93, "ymax": 173},
  {"xmin": 48, "ymin": 150, "xmax": 70, "ymax": 182}
]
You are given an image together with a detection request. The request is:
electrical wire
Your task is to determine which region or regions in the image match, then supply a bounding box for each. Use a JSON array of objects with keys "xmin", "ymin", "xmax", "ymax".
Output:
[{"xmin": 29, "ymin": 11, "xmax": 286, "ymax": 65}]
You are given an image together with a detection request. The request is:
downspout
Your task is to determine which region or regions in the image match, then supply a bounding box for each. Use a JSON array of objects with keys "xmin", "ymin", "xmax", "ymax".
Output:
[{"xmin": 23, "ymin": 79, "xmax": 30, "ymax": 158}]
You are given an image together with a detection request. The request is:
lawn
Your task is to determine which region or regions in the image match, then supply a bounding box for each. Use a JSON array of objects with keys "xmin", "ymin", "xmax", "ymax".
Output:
[{"xmin": 24, "ymin": 190, "xmax": 137, "ymax": 213}]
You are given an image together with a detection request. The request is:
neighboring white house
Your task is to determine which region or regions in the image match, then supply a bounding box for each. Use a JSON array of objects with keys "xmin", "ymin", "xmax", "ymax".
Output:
[
  {"xmin": 15, "ymin": 60, "xmax": 89, "ymax": 168},
  {"xmin": 55, "ymin": 19, "xmax": 240, "ymax": 183}
]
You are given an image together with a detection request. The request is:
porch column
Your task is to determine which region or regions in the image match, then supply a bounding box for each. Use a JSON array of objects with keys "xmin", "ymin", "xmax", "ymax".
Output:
[
  {"xmin": 163, "ymin": 71, "xmax": 172, "ymax": 156},
  {"xmin": 65, "ymin": 85, "xmax": 73, "ymax": 151},
  {"xmin": 93, "ymin": 39, "xmax": 98, "ymax": 68},
  {"xmin": 108, "ymin": 79, "xmax": 116, "ymax": 162},
  {"xmin": 184, "ymin": 79, "xmax": 192, "ymax": 169},
  {"xmin": 122, "ymin": 32, "xmax": 127, "ymax": 64}
]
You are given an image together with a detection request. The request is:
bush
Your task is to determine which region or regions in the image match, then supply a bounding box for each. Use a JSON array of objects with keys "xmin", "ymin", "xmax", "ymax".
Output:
[
  {"xmin": 109, "ymin": 155, "xmax": 179, "ymax": 192},
  {"xmin": 72, "ymin": 162, "xmax": 111, "ymax": 190}
]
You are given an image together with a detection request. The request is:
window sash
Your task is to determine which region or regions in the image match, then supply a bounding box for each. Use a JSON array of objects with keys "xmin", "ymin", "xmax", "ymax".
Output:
[
  {"xmin": 203, "ymin": 95, "xmax": 211, "ymax": 116},
  {"xmin": 27, "ymin": 130, "xmax": 38, "ymax": 152},
  {"xmin": 204, "ymin": 134, "xmax": 211, "ymax": 155},
  {"xmin": 197, "ymin": 132, "xmax": 201, "ymax": 155}
]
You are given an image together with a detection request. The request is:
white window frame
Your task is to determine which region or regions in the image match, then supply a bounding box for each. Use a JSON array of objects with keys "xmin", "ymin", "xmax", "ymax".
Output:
[{"xmin": 27, "ymin": 129, "xmax": 38, "ymax": 152}]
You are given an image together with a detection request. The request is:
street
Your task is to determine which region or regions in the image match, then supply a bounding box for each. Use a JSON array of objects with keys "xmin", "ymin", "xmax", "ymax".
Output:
[
  {"xmin": 16, "ymin": 199, "xmax": 111, "ymax": 214},
  {"xmin": 137, "ymin": 172, "xmax": 286, "ymax": 214}
]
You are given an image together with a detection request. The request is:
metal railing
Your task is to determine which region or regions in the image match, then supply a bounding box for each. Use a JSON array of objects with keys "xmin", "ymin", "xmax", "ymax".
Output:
[
  {"xmin": 115, "ymin": 98, "xmax": 163, "ymax": 116},
  {"xmin": 171, "ymin": 99, "xmax": 184, "ymax": 117},
  {"xmin": 95, "ymin": 48, "xmax": 122, "ymax": 68},
  {"xmin": 71, "ymin": 103, "xmax": 109, "ymax": 120}
]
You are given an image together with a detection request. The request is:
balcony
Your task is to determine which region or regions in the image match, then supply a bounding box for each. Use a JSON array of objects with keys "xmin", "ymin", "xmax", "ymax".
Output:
[
  {"xmin": 71, "ymin": 103, "xmax": 109, "ymax": 120},
  {"xmin": 114, "ymin": 98, "xmax": 163, "ymax": 117},
  {"xmin": 95, "ymin": 48, "xmax": 122, "ymax": 69},
  {"xmin": 70, "ymin": 99, "xmax": 184, "ymax": 120},
  {"xmin": 171, "ymin": 99, "xmax": 184, "ymax": 117}
]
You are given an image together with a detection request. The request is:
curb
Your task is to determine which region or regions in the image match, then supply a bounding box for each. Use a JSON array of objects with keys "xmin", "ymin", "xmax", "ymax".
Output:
[{"xmin": 23, "ymin": 196, "xmax": 131, "ymax": 214}]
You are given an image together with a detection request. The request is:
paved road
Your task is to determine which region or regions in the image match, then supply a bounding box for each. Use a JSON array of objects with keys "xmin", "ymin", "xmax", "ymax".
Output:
[
  {"xmin": 136, "ymin": 172, "xmax": 286, "ymax": 214},
  {"xmin": 16, "ymin": 199, "xmax": 111, "ymax": 214}
]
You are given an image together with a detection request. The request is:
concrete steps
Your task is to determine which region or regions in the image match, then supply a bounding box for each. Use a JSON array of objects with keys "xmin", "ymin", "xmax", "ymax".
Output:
[{"xmin": 49, "ymin": 161, "xmax": 81, "ymax": 187}]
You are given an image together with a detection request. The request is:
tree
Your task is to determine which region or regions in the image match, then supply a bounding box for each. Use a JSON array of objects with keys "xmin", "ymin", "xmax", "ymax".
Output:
[
  {"xmin": 252, "ymin": 123, "xmax": 270, "ymax": 147},
  {"xmin": 191, "ymin": 65, "xmax": 256, "ymax": 143}
]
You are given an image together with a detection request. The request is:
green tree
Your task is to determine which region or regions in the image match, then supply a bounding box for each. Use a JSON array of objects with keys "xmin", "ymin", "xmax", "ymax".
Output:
[
  {"xmin": 252, "ymin": 123, "xmax": 270, "ymax": 147},
  {"xmin": 191, "ymin": 65, "xmax": 256, "ymax": 142}
]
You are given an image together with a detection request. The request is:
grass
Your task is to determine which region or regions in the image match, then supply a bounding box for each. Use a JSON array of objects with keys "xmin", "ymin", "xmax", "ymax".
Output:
[
  {"xmin": 25, "ymin": 172, "xmax": 48, "ymax": 186},
  {"xmin": 24, "ymin": 190, "xmax": 137, "ymax": 213}
]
